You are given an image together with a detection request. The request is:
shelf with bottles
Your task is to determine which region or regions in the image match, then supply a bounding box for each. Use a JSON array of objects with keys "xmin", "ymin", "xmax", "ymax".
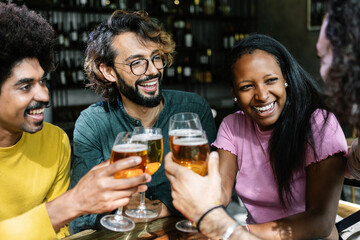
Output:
[
  {"xmin": 25, "ymin": 0, "xmax": 256, "ymax": 19},
  {"xmin": 167, "ymin": 0, "xmax": 257, "ymax": 19},
  {"xmin": 24, "ymin": 0, "xmax": 139, "ymax": 13},
  {"xmin": 50, "ymin": 50, "xmax": 88, "ymax": 90},
  {"xmin": 167, "ymin": 17, "xmax": 254, "ymax": 87},
  {"xmin": 20, "ymin": 0, "xmax": 257, "ymax": 97}
]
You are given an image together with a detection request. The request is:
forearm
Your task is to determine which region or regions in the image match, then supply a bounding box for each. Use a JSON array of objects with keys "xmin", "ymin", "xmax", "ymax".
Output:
[
  {"xmin": 217, "ymin": 149, "xmax": 238, "ymax": 206},
  {"xmin": 248, "ymin": 210, "xmax": 336, "ymax": 240},
  {"xmin": 46, "ymin": 188, "xmax": 84, "ymax": 232},
  {"xmin": 198, "ymin": 207, "xmax": 258, "ymax": 240},
  {"xmin": 220, "ymin": 185, "xmax": 233, "ymax": 206}
]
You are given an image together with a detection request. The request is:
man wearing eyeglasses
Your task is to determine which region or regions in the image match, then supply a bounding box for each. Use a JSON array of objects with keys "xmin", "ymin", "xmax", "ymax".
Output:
[{"xmin": 70, "ymin": 10, "xmax": 217, "ymax": 233}]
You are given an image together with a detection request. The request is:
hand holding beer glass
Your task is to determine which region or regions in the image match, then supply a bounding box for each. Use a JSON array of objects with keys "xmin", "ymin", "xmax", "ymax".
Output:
[
  {"xmin": 125, "ymin": 127, "xmax": 163, "ymax": 219},
  {"xmin": 100, "ymin": 132, "xmax": 147, "ymax": 232},
  {"xmin": 169, "ymin": 112, "xmax": 210, "ymax": 232}
]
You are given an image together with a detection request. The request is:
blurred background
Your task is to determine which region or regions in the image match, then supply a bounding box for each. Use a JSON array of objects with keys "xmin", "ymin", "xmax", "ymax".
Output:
[{"xmin": 4, "ymin": 0, "xmax": 329, "ymax": 136}]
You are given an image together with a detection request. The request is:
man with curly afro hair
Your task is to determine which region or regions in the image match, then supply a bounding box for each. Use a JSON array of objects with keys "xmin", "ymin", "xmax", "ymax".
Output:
[{"xmin": 0, "ymin": 3, "xmax": 151, "ymax": 239}]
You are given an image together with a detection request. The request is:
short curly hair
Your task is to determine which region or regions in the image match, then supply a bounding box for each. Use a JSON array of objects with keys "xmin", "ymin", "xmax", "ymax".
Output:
[
  {"xmin": 0, "ymin": 2, "xmax": 55, "ymax": 91},
  {"xmin": 325, "ymin": 0, "xmax": 360, "ymax": 129},
  {"xmin": 84, "ymin": 10, "xmax": 176, "ymax": 103}
]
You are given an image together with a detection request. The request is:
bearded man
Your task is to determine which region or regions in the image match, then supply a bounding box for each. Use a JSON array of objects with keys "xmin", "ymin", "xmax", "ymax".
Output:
[{"xmin": 70, "ymin": 9, "xmax": 217, "ymax": 232}]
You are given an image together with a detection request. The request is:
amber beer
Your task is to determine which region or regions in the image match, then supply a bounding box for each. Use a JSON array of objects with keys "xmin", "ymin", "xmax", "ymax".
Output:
[
  {"xmin": 169, "ymin": 129, "xmax": 202, "ymax": 151},
  {"xmin": 133, "ymin": 134, "xmax": 163, "ymax": 175},
  {"xmin": 171, "ymin": 137, "xmax": 209, "ymax": 176},
  {"xmin": 110, "ymin": 143, "xmax": 147, "ymax": 179}
]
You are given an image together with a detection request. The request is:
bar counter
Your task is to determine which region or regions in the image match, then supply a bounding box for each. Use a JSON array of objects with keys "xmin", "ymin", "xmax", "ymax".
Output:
[{"xmin": 64, "ymin": 216, "xmax": 207, "ymax": 240}]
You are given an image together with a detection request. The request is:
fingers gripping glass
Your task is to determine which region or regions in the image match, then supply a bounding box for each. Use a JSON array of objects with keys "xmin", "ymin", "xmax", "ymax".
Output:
[
  {"xmin": 125, "ymin": 127, "xmax": 163, "ymax": 219},
  {"xmin": 114, "ymin": 53, "xmax": 168, "ymax": 76},
  {"xmin": 168, "ymin": 112, "xmax": 209, "ymax": 233},
  {"xmin": 100, "ymin": 132, "xmax": 148, "ymax": 232}
]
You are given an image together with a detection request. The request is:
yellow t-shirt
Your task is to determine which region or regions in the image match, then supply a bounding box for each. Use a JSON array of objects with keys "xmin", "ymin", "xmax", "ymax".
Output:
[{"xmin": 0, "ymin": 122, "xmax": 71, "ymax": 239}]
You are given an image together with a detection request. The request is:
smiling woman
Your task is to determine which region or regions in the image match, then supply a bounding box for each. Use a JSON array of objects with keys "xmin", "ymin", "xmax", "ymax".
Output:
[
  {"xmin": 211, "ymin": 33, "xmax": 347, "ymax": 239},
  {"xmin": 231, "ymin": 49, "xmax": 287, "ymax": 131}
]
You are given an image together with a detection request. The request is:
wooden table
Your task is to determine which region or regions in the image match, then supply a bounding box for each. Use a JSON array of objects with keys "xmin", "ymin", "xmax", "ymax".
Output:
[{"xmin": 64, "ymin": 216, "xmax": 207, "ymax": 240}]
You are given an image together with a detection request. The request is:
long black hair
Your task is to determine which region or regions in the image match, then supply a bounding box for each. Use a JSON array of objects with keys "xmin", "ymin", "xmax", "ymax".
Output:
[
  {"xmin": 326, "ymin": 0, "xmax": 360, "ymax": 130},
  {"xmin": 226, "ymin": 34, "xmax": 329, "ymax": 206}
]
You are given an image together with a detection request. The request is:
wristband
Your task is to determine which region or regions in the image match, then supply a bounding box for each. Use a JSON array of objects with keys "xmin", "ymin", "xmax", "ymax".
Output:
[
  {"xmin": 196, "ymin": 205, "xmax": 225, "ymax": 231},
  {"xmin": 221, "ymin": 222, "xmax": 240, "ymax": 240},
  {"xmin": 245, "ymin": 224, "xmax": 250, "ymax": 232}
]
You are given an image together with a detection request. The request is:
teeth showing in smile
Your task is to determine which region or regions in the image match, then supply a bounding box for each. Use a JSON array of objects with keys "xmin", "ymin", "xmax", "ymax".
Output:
[
  {"xmin": 29, "ymin": 108, "xmax": 45, "ymax": 115},
  {"xmin": 140, "ymin": 81, "xmax": 157, "ymax": 87},
  {"xmin": 253, "ymin": 102, "xmax": 274, "ymax": 113}
]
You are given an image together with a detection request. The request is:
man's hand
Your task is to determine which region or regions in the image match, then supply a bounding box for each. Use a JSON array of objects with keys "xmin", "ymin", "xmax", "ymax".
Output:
[
  {"xmin": 164, "ymin": 151, "xmax": 222, "ymax": 223},
  {"xmin": 71, "ymin": 157, "xmax": 151, "ymax": 215},
  {"xmin": 47, "ymin": 157, "xmax": 151, "ymax": 231}
]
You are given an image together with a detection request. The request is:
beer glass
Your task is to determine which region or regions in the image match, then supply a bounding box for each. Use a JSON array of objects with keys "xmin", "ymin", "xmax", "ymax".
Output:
[
  {"xmin": 100, "ymin": 132, "xmax": 148, "ymax": 232},
  {"xmin": 168, "ymin": 112, "xmax": 209, "ymax": 233},
  {"xmin": 126, "ymin": 127, "xmax": 163, "ymax": 219}
]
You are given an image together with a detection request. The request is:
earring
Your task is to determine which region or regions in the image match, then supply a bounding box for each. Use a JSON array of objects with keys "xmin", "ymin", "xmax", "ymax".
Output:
[
  {"xmin": 285, "ymin": 82, "xmax": 288, "ymax": 87},
  {"xmin": 233, "ymin": 97, "xmax": 237, "ymax": 102}
]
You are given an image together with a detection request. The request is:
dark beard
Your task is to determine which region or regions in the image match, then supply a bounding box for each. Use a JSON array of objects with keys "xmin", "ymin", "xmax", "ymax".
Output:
[{"xmin": 114, "ymin": 68, "xmax": 163, "ymax": 108}]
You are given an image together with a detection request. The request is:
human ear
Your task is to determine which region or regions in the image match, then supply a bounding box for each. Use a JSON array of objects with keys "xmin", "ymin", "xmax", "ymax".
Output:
[{"xmin": 99, "ymin": 63, "xmax": 117, "ymax": 83}]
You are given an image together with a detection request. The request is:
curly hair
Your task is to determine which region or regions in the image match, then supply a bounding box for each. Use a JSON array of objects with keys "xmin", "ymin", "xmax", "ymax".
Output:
[
  {"xmin": 325, "ymin": 0, "xmax": 360, "ymax": 130},
  {"xmin": 0, "ymin": 2, "xmax": 55, "ymax": 91},
  {"xmin": 226, "ymin": 34, "xmax": 328, "ymax": 206},
  {"xmin": 84, "ymin": 10, "xmax": 176, "ymax": 103}
]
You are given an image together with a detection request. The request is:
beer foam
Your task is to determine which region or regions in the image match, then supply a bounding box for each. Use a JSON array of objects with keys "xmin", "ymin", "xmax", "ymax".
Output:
[
  {"xmin": 133, "ymin": 134, "xmax": 163, "ymax": 141},
  {"xmin": 112, "ymin": 143, "xmax": 147, "ymax": 152},
  {"xmin": 173, "ymin": 137, "xmax": 208, "ymax": 146},
  {"xmin": 169, "ymin": 129, "xmax": 203, "ymax": 137}
]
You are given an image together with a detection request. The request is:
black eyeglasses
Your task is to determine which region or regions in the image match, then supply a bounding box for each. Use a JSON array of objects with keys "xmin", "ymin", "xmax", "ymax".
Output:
[{"xmin": 114, "ymin": 53, "xmax": 168, "ymax": 76}]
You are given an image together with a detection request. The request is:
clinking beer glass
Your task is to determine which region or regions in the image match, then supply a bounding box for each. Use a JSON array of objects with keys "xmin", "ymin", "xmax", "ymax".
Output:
[
  {"xmin": 100, "ymin": 132, "xmax": 147, "ymax": 232},
  {"xmin": 125, "ymin": 127, "xmax": 163, "ymax": 219},
  {"xmin": 168, "ymin": 112, "xmax": 209, "ymax": 233}
]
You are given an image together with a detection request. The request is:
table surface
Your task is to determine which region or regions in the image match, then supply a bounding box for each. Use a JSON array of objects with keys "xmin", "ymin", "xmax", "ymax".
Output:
[{"xmin": 64, "ymin": 216, "xmax": 208, "ymax": 240}]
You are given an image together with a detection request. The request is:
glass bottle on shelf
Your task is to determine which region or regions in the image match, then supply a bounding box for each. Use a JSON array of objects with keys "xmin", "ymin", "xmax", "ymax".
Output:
[
  {"xmin": 173, "ymin": 15, "xmax": 185, "ymax": 47},
  {"xmin": 79, "ymin": 14, "xmax": 89, "ymax": 48},
  {"xmin": 118, "ymin": 0, "xmax": 127, "ymax": 9},
  {"xmin": 228, "ymin": 25, "xmax": 235, "ymax": 49},
  {"xmin": 176, "ymin": 65, "xmax": 183, "ymax": 84},
  {"xmin": 183, "ymin": 56, "xmax": 192, "ymax": 89},
  {"xmin": 166, "ymin": 66, "xmax": 176, "ymax": 84},
  {"xmin": 69, "ymin": 16, "xmax": 79, "ymax": 49},
  {"xmin": 184, "ymin": 22, "xmax": 193, "ymax": 48},
  {"xmin": 219, "ymin": 0, "xmax": 231, "ymax": 16},
  {"xmin": 76, "ymin": 57, "xmax": 85, "ymax": 87},
  {"xmin": 203, "ymin": 0, "xmax": 215, "ymax": 15},
  {"xmin": 193, "ymin": 0, "xmax": 203, "ymax": 15},
  {"xmin": 222, "ymin": 26, "xmax": 229, "ymax": 50},
  {"xmin": 70, "ymin": 58, "xmax": 78, "ymax": 86},
  {"xmin": 204, "ymin": 48, "xmax": 212, "ymax": 83},
  {"xmin": 59, "ymin": 58, "xmax": 68, "ymax": 86}
]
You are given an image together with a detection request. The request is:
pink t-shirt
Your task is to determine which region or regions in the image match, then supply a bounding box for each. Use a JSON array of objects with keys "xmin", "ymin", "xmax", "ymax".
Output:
[{"xmin": 212, "ymin": 109, "xmax": 347, "ymax": 224}]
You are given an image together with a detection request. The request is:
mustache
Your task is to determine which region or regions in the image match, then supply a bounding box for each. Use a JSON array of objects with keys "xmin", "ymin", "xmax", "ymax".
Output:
[
  {"xmin": 136, "ymin": 72, "xmax": 162, "ymax": 85},
  {"xmin": 25, "ymin": 102, "xmax": 50, "ymax": 111}
]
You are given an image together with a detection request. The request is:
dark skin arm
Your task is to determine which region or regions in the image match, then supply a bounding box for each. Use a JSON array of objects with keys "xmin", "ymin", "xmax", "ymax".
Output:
[{"xmin": 218, "ymin": 147, "xmax": 346, "ymax": 240}]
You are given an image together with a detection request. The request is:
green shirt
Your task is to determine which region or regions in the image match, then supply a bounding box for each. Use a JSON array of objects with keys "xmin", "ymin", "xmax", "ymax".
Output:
[{"xmin": 70, "ymin": 90, "xmax": 217, "ymax": 232}]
